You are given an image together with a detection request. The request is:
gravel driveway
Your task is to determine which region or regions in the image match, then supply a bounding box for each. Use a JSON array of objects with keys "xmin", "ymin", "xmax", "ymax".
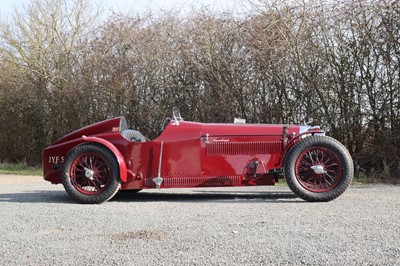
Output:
[{"xmin": 0, "ymin": 175, "xmax": 399, "ymax": 265}]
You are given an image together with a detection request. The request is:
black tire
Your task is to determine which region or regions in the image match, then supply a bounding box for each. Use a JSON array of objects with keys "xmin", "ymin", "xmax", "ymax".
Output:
[
  {"xmin": 118, "ymin": 189, "xmax": 142, "ymax": 194},
  {"xmin": 62, "ymin": 143, "xmax": 121, "ymax": 204},
  {"xmin": 284, "ymin": 135, "xmax": 353, "ymax": 202}
]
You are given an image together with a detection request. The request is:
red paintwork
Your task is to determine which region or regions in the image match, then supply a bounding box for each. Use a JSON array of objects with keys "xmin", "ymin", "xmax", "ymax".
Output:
[
  {"xmin": 43, "ymin": 117, "xmax": 325, "ymax": 190},
  {"xmin": 81, "ymin": 135, "xmax": 128, "ymax": 182}
]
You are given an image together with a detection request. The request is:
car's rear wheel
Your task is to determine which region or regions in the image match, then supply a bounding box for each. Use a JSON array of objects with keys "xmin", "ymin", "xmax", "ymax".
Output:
[
  {"xmin": 62, "ymin": 143, "xmax": 121, "ymax": 204},
  {"xmin": 284, "ymin": 136, "xmax": 353, "ymax": 202}
]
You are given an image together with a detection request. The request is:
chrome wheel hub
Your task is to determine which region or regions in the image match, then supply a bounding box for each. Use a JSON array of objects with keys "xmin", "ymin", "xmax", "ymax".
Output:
[
  {"xmin": 310, "ymin": 165, "xmax": 327, "ymax": 175},
  {"xmin": 84, "ymin": 168, "xmax": 94, "ymax": 180}
]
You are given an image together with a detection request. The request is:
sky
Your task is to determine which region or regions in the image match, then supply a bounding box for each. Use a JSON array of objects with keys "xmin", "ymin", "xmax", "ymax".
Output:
[{"xmin": 0, "ymin": 0, "xmax": 246, "ymax": 18}]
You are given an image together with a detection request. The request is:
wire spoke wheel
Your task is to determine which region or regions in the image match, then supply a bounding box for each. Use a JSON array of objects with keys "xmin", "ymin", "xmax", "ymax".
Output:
[
  {"xmin": 70, "ymin": 153, "xmax": 111, "ymax": 195},
  {"xmin": 295, "ymin": 147, "xmax": 342, "ymax": 192},
  {"xmin": 284, "ymin": 136, "xmax": 353, "ymax": 202},
  {"xmin": 62, "ymin": 144, "xmax": 121, "ymax": 204}
]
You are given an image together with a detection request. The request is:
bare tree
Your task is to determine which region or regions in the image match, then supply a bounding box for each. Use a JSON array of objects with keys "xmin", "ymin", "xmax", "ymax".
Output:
[
  {"xmin": 0, "ymin": 0, "xmax": 100, "ymax": 162},
  {"xmin": 0, "ymin": 0, "xmax": 398, "ymax": 177}
]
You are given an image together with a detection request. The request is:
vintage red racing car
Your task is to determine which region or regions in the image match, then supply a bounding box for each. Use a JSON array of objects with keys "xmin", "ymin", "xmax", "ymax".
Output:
[{"xmin": 43, "ymin": 109, "xmax": 354, "ymax": 204}]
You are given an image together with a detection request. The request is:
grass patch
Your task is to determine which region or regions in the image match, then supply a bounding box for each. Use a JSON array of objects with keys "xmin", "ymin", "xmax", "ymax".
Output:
[
  {"xmin": 275, "ymin": 179, "xmax": 288, "ymax": 187},
  {"xmin": 0, "ymin": 163, "xmax": 42, "ymax": 176}
]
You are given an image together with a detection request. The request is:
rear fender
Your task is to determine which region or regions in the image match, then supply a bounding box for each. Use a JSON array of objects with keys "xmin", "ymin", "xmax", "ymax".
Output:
[{"xmin": 82, "ymin": 135, "xmax": 128, "ymax": 182}]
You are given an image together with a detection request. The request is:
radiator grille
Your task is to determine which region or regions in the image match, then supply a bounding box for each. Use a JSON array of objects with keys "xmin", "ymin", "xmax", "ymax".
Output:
[{"xmin": 206, "ymin": 141, "xmax": 282, "ymax": 155}]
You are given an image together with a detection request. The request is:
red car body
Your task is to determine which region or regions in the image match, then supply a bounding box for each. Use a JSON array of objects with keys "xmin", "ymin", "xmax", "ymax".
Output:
[{"xmin": 43, "ymin": 113, "xmax": 354, "ymax": 203}]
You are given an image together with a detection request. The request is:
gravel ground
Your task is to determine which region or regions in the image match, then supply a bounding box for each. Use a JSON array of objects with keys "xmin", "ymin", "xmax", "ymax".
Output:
[{"xmin": 0, "ymin": 175, "xmax": 399, "ymax": 266}]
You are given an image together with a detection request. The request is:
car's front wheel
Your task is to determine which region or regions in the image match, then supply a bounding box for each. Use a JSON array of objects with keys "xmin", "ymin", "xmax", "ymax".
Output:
[
  {"xmin": 62, "ymin": 143, "xmax": 121, "ymax": 204},
  {"xmin": 284, "ymin": 136, "xmax": 353, "ymax": 202}
]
